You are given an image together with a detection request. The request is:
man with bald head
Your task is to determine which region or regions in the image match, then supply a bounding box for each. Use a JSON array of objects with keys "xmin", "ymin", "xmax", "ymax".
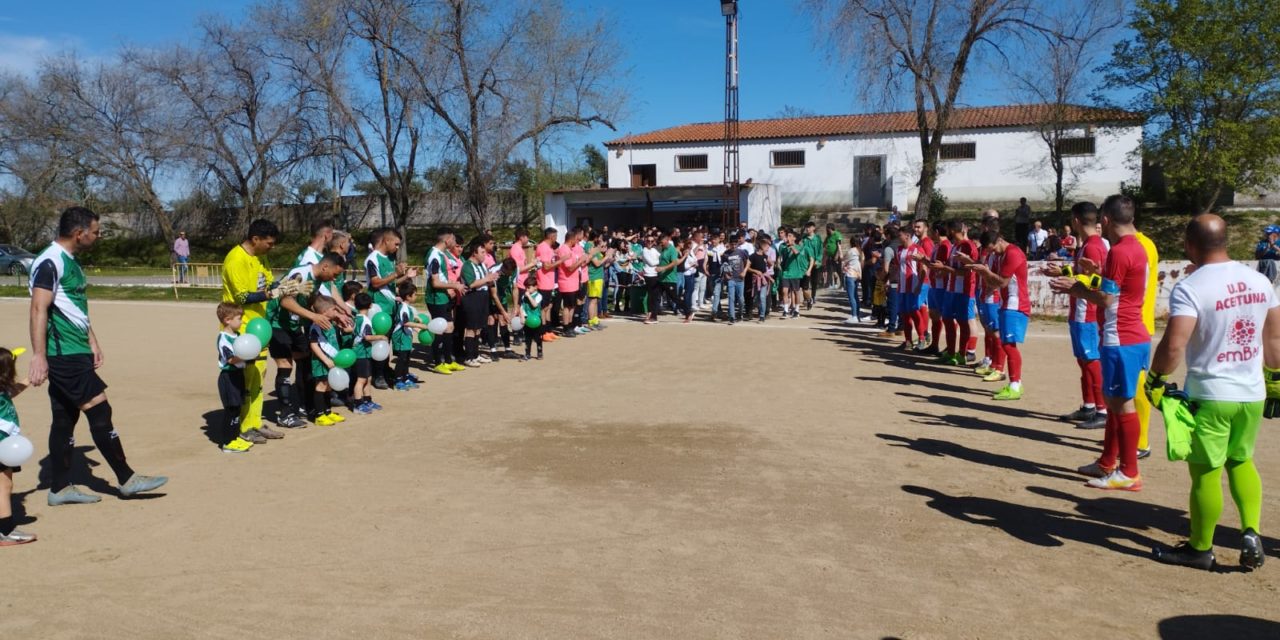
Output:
[{"xmin": 1144, "ymin": 214, "xmax": 1279, "ymax": 571}]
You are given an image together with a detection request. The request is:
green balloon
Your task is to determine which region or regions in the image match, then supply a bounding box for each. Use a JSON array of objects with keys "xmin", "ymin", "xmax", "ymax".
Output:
[
  {"xmin": 418, "ymin": 330, "xmax": 434, "ymax": 345},
  {"xmin": 246, "ymin": 317, "xmax": 272, "ymax": 344},
  {"xmin": 333, "ymin": 349, "xmax": 357, "ymax": 369},
  {"xmin": 418, "ymin": 313, "xmax": 430, "ymax": 325},
  {"xmin": 372, "ymin": 312, "xmax": 393, "ymax": 335},
  {"xmin": 524, "ymin": 312, "xmax": 542, "ymax": 329}
]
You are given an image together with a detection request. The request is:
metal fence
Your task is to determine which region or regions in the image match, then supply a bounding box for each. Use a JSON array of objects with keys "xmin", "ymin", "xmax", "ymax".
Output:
[{"xmin": 171, "ymin": 263, "xmax": 432, "ymax": 300}]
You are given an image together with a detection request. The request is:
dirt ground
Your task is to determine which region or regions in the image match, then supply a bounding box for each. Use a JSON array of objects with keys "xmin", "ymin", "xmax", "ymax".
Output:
[{"xmin": 1, "ymin": 294, "xmax": 1278, "ymax": 639}]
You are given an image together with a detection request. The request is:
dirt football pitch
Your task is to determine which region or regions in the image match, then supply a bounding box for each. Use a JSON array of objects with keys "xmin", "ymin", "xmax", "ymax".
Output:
[{"xmin": 1, "ymin": 295, "xmax": 1278, "ymax": 639}]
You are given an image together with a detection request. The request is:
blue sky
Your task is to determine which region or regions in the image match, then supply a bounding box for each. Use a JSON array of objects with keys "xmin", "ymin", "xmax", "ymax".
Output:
[{"xmin": 0, "ymin": 0, "xmax": 1038, "ymax": 163}]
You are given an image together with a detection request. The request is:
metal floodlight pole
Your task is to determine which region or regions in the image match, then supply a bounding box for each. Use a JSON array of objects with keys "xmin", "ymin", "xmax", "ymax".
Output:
[{"xmin": 722, "ymin": 0, "xmax": 740, "ymax": 230}]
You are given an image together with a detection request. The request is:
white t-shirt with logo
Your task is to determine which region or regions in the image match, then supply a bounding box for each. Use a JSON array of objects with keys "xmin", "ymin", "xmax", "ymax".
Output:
[{"xmin": 1168, "ymin": 261, "xmax": 1279, "ymax": 401}]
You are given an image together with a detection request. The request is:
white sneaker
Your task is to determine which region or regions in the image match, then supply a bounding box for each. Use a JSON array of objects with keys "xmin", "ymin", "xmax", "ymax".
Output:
[
  {"xmin": 1086, "ymin": 469, "xmax": 1143, "ymax": 491},
  {"xmin": 844, "ymin": 316, "xmax": 860, "ymax": 325},
  {"xmin": 462, "ymin": 359, "xmax": 482, "ymax": 368},
  {"xmin": 477, "ymin": 354, "xmax": 494, "ymax": 364}
]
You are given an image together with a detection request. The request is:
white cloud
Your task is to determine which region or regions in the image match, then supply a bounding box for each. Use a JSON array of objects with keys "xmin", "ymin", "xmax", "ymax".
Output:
[{"xmin": 0, "ymin": 33, "xmax": 78, "ymax": 76}]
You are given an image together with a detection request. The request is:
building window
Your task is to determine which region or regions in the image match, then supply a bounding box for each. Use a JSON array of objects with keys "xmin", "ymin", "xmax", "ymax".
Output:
[
  {"xmin": 1056, "ymin": 136, "xmax": 1097, "ymax": 157},
  {"xmin": 675, "ymin": 154, "xmax": 709, "ymax": 171},
  {"xmin": 939, "ymin": 142, "xmax": 976, "ymax": 161},
  {"xmin": 771, "ymin": 150, "xmax": 805, "ymax": 168}
]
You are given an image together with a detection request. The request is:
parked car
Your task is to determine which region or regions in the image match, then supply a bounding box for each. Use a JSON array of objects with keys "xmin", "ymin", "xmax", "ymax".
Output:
[{"xmin": 0, "ymin": 244, "xmax": 36, "ymax": 275}]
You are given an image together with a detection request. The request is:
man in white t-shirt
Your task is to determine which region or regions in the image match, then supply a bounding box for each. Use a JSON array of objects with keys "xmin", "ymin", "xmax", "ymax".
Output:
[{"xmin": 1146, "ymin": 214, "xmax": 1279, "ymax": 572}]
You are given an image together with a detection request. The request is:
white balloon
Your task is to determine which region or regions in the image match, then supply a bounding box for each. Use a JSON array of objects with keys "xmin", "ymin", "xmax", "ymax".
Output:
[
  {"xmin": 427, "ymin": 317, "xmax": 448, "ymax": 335},
  {"xmin": 232, "ymin": 334, "xmax": 263, "ymax": 361},
  {"xmin": 510, "ymin": 315, "xmax": 524, "ymax": 332},
  {"xmin": 327, "ymin": 367, "xmax": 350, "ymax": 391},
  {"xmin": 371, "ymin": 340, "xmax": 391, "ymax": 361},
  {"xmin": 0, "ymin": 434, "xmax": 33, "ymax": 467}
]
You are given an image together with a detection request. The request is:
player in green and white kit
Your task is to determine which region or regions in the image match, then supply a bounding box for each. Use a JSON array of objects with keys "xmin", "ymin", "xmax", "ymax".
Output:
[
  {"xmin": 365, "ymin": 228, "xmax": 417, "ymax": 388},
  {"xmin": 1, "ymin": 346, "xmax": 36, "ymax": 545},
  {"xmin": 27, "ymin": 207, "xmax": 168, "ymax": 506}
]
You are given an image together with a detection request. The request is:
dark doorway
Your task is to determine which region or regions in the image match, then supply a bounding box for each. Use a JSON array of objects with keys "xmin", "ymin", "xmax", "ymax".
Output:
[
  {"xmin": 855, "ymin": 156, "xmax": 885, "ymax": 208},
  {"xmin": 630, "ymin": 164, "xmax": 657, "ymax": 188}
]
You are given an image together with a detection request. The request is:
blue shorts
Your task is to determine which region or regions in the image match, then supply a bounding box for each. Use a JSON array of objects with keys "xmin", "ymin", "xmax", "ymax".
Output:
[
  {"xmin": 927, "ymin": 286, "xmax": 942, "ymax": 311},
  {"xmin": 1100, "ymin": 343, "xmax": 1151, "ymax": 400},
  {"xmin": 1069, "ymin": 321, "xmax": 1101, "ymax": 361},
  {"xmin": 999, "ymin": 309, "xmax": 1028, "ymax": 345},
  {"xmin": 946, "ymin": 293, "xmax": 976, "ymax": 321},
  {"xmin": 898, "ymin": 291, "xmax": 922, "ymax": 313},
  {"xmin": 978, "ymin": 302, "xmax": 1001, "ymax": 332}
]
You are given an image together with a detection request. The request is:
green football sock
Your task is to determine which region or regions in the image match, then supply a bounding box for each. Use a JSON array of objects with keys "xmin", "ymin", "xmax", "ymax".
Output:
[
  {"xmin": 1188, "ymin": 462, "xmax": 1223, "ymax": 551},
  {"xmin": 1226, "ymin": 458, "xmax": 1263, "ymax": 534}
]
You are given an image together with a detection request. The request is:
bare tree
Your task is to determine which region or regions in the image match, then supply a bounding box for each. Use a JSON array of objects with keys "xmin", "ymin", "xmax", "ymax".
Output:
[
  {"xmin": 136, "ymin": 16, "xmax": 322, "ymax": 235},
  {"xmin": 40, "ymin": 54, "xmax": 181, "ymax": 243},
  {"xmin": 806, "ymin": 0, "xmax": 1048, "ymax": 218},
  {"xmin": 0, "ymin": 74, "xmax": 75, "ymax": 245},
  {"xmin": 260, "ymin": 0, "xmax": 426, "ymax": 256},
  {"xmin": 366, "ymin": 0, "xmax": 626, "ymax": 230},
  {"xmin": 1007, "ymin": 0, "xmax": 1124, "ymax": 217}
]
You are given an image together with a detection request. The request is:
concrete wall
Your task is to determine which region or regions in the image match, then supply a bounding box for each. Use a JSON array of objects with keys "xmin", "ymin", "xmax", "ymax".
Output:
[{"xmin": 608, "ymin": 125, "xmax": 1142, "ymax": 211}]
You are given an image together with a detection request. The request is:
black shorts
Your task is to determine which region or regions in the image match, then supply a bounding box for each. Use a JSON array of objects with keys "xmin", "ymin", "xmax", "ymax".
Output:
[
  {"xmin": 427, "ymin": 303, "xmax": 454, "ymax": 323},
  {"xmin": 462, "ymin": 291, "xmax": 489, "ymax": 330},
  {"xmin": 269, "ymin": 327, "xmax": 307, "ymax": 359},
  {"xmin": 616, "ymin": 272, "xmax": 634, "ymax": 287},
  {"xmin": 799, "ymin": 274, "xmax": 812, "ymax": 288},
  {"xmin": 781, "ymin": 278, "xmax": 802, "ymax": 290},
  {"xmin": 47, "ymin": 354, "xmax": 108, "ymax": 407},
  {"xmin": 538, "ymin": 289, "xmax": 555, "ymax": 308},
  {"xmin": 218, "ymin": 369, "xmax": 246, "ymax": 409},
  {"xmin": 354, "ymin": 358, "xmax": 372, "ymax": 379}
]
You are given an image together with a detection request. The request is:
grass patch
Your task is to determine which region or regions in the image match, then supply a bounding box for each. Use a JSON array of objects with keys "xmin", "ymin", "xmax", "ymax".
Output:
[{"xmin": 0, "ymin": 285, "xmax": 224, "ymax": 302}]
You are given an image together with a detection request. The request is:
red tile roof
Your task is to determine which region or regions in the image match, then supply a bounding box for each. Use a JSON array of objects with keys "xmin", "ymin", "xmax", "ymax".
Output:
[{"xmin": 604, "ymin": 104, "xmax": 1143, "ymax": 147}]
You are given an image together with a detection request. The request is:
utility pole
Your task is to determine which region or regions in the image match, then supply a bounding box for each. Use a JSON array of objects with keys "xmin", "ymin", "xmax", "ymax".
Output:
[{"xmin": 721, "ymin": 0, "xmax": 740, "ymax": 231}]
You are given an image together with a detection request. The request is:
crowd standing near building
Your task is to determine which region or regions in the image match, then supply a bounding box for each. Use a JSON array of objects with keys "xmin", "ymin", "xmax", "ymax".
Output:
[{"xmin": 0, "ymin": 200, "xmax": 1275, "ymax": 573}]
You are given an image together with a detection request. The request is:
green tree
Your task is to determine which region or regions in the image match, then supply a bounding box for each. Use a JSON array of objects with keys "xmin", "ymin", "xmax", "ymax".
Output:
[
  {"xmin": 1098, "ymin": 0, "xmax": 1280, "ymax": 213},
  {"xmin": 581, "ymin": 144, "xmax": 607, "ymax": 187}
]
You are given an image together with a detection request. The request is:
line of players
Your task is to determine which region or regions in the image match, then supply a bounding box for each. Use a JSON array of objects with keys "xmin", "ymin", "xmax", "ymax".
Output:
[{"xmin": 887, "ymin": 196, "xmax": 1159, "ymax": 492}]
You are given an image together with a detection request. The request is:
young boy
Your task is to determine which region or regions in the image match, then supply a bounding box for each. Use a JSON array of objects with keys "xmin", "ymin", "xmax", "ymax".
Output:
[
  {"xmin": 309, "ymin": 297, "xmax": 347, "ymax": 427},
  {"xmin": 521, "ymin": 275, "xmax": 544, "ymax": 360},
  {"xmin": 0, "ymin": 346, "xmax": 35, "ymax": 545},
  {"xmin": 215, "ymin": 303, "xmax": 255, "ymax": 453},
  {"xmin": 392, "ymin": 282, "xmax": 427, "ymax": 390},
  {"xmin": 351, "ymin": 292, "xmax": 386, "ymax": 413}
]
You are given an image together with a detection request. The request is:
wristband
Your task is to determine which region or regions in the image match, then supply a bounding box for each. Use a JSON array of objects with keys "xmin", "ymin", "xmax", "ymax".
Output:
[
  {"xmin": 1059, "ymin": 264, "xmax": 1074, "ymax": 277},
  {"xmin": 1075, "ymin": 274, "xmax": 1101, "ymax": 290},
  {"xmin": 1266, "ymin": 366, "xmax": 1280, "ymax": 382}
]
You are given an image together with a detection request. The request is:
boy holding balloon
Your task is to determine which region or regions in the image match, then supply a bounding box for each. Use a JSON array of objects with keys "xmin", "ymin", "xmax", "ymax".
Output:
[
  {"xmin": 392, "ymin": 281, "xmax": 428, "ymax": 390},
  {"xmin": 0, "ymin": 346, "xmax": 36, "ymax": 545},
  {"xmin": 351, "ymin": 293, "xmax": 391, "ymax": 414},
  {"xmin": 309, "ymin": 297, "xmax": 349, "ymax": 427},
  {"xmin": 216, "ymin": 304, "xmax": 255, "ymax": 453}
]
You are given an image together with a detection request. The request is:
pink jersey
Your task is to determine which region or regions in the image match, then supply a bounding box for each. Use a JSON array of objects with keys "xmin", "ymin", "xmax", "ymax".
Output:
[
  {"xmin": 510, "ymin": 243, "xmax": 527, "ymax": 290},
  {"xmin": 930, "ymin": 238, "xmax": 950, "ymax": 289},
  {"xmin": 534, "ymin": 241, "xmax": 556, "ymax": 290},
  {"xmin": 1070, "ymin": 235, "xmax": 1108, "ymax": 324},
  {"xmin": 997, "ymin": 244, "xmax": 1031, "ymax": 314},
  {"xmin": 446, "ymin": 252, "xmax": 463, "ymax": 283},
  {"xmin": 1101, "ymin": 234, "xmax": 1150, "ymax": 346},
  {"xmin": 897, "ymin": 243, "xmax": 926, "ymax": 293},
  {"xmin": 557, "ymin": 244, "xmax": 580, "ymax": 292},
  {"xmin": 949, "ymin": 239, "xmax": 978, "ymax": 298}
]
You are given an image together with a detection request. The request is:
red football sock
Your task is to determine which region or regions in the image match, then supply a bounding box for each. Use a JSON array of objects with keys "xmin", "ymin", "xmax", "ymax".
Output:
[
  {"xmin": 1099, "ymin": 411, "xmax": 1119, "ymax": 470},
  {"xmin": 1118, "ymin": 411, "xmax": 1141, "ymax": 477},
  {"xmin": 1086, "ymin": 360, "xmax": 1105, "ymax": 408},
  {"xmin": 966, "ymin": 335, "xmax": 978, "ymax": 353},
  {"xmin": 1003, "ymin": 343, "xmax": 1022, "ymax": 383},
  {"xmin": 990, "ymin": 335, "xmax": 1007, "ymax": 370},
  {"xmin": 1076, "ymin": 358, "xmax": 1091, "ymax": 405},
  {"xmin": 901, "ymin": 313, "xmax": 915, "ymax": 343},
  {"xmin": 945, "ymin": 319, "xmax": 957, "ymax": 354},
  {"xmin": 917, "ymin": 308, "xmax": 930, "ymax": 339},
  {"xmin": 930, "ymin": 316, "xmax": 943, "ymax": 350}
]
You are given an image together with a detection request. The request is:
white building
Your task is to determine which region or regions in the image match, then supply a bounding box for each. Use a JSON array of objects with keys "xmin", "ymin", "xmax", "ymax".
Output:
[{"xmin": 604, "ymin": 104, "xmax": 1143, "ymax": 211}]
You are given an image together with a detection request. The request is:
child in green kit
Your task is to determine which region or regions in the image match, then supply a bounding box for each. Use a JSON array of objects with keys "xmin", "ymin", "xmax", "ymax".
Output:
[
  {"xmin": 215, "ymin": 303, "xmax": 256, "ymax": 453},
  {"xmin": 392, "ymin": 281, "xmax": 427, "ymax": 390},
  {"xmin": 351, "ymin": 292, "xmax": 388, "ymax": 413},
  {"xmin": 308, "ymin": 297, "xmax": 347, "ymax": 427},
  {"xmin": 0, "ymin": 347, "xmax": 35, "ymax": 545}
]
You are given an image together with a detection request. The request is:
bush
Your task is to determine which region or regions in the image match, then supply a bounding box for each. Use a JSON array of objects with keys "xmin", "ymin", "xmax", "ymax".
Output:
[{"xmin": 927, "ymin": 189, "xmax": 949, "ymax": 219}]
